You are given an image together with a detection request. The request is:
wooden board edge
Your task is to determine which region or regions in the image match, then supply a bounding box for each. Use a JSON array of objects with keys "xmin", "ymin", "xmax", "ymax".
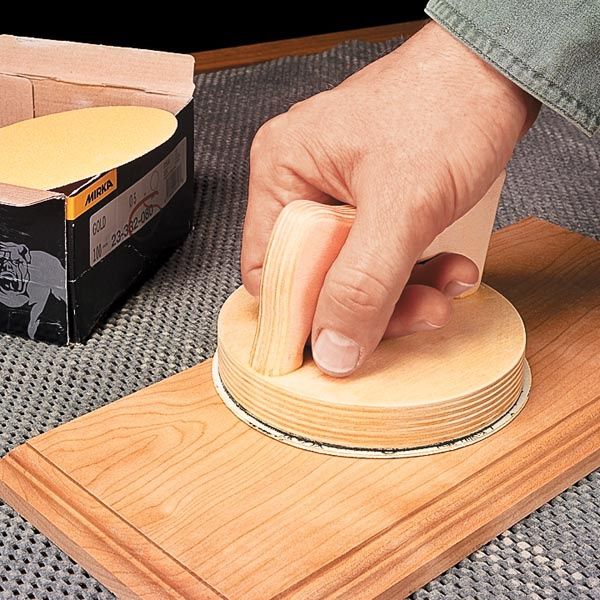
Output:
[
  {"xmin": 0, "ymin": 218, "xmax": 598, "ymax": 599},
  {"xmin": 193, "ymin": 21, "xmax": 428, "ymax": 73},
  {"xmin": 387, "ymin": 443, "xmax": 600, "ymax": 599},
  {"xmin": 280, "ymin": 394, "xmax": 600, "ymax": 598},
  {"xmin": 488, "ymin": 216, "xmax": 580, "ymax": 243},
  {"xmin": 0, "ymin": 443, "xmax": 225, "ymax": 600}
]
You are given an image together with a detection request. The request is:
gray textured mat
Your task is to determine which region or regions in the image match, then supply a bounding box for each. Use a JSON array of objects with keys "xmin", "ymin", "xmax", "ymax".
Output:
[{"xmin": 1, "ymin": 39, "xmax": 599, "ymax": 600}]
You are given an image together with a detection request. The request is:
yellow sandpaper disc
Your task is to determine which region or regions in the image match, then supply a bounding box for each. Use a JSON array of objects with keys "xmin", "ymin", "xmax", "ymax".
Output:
[{"xmin": 0, "ymin": 106, "xmax": 177, "ymax": 191}]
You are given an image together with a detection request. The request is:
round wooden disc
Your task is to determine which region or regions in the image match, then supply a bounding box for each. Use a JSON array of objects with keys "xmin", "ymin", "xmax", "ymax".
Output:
[
  {"xmin": 216, "ymin": 284, "xmax": 528, "ymax": 453},
  {"xmin": 213, "ymin": 356, "xmax": 531, "ymax": 458}
]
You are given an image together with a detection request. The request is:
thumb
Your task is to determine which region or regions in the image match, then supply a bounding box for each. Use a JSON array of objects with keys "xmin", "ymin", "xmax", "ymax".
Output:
[{"xmin": 311, "ymin": 198, "xmax": 440, "ymax": 377}]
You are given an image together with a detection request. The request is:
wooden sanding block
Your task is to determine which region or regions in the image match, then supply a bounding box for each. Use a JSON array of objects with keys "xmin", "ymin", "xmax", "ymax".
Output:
[{"xmin": 215, "ymin": 172, "xmax": 530, "ymax": 456}]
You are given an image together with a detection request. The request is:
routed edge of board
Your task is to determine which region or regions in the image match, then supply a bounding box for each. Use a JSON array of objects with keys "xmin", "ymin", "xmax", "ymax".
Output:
[
  {"xmin": 212, "ymin": 356, "xmax": 532, "ymax": 458},
  {"xmin": 0, "ymin": 437, "xmax": 223, "ymax": 599}
]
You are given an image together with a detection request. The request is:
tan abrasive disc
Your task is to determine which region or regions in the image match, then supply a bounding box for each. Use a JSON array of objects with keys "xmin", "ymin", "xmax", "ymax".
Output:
[{"xmin": 0, "ymin": 106, "xmax": 177, "ymax": 191}]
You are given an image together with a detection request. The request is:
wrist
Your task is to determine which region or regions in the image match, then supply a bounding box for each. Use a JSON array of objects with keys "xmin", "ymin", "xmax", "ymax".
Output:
[{"xmin": 418, "ymin": 21, "xmax": 540, "ymax": 141}]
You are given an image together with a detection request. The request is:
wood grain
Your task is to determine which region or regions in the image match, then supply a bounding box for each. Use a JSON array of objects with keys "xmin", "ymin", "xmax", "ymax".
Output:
[
  {"xmin": 250, "ymin": 201, "xmax": 354, "ymax": 376},
  {"xmin": 1, "ymin": 218, "xmax": 599, "ymax": 599},
  {"xmin": 218, "ymin": 281, "xmax": 527, "ymax": 450},
  {"xmin": 249, "ymin": 175, "xmax": 504, "ymax": 377},
  {"xmin": 193, "ymin": 21, "xmax": 428, "ymax": 73},
  {"xmin": 223, "ymin": 189, "xmax": 522, "ymax": 451}
]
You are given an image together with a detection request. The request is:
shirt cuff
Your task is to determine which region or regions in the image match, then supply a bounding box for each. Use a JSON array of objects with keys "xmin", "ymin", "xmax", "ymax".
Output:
[{"xmin": 425, "ymin": 0, "xmax": 600, "ymax": 137}]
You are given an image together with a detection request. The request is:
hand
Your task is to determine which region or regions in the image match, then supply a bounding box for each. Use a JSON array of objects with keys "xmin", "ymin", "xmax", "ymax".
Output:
[{"xmin": 241, "ymin": 21, "xmax": 539, "ymax": 377}]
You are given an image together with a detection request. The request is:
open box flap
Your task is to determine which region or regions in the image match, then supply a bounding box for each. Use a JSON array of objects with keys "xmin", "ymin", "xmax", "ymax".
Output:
[
  {"xmin": 0, "ymin": 73, "xmax": 33, "ymax": 127},
  {"xmin": 0, "ymin": 183, "xmax": 65, "ymax": 207},
  {"xmin": 0, "ymin": 35, "xmax": 195, "ymax": 99}
]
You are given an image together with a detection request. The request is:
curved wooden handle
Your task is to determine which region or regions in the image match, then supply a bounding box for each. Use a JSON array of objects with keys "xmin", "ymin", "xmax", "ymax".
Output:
[
  {"xmin": 250, "ymin": 201, "xmax": 354, "ymax": 376},
  {"xmin": 250, "ymin": 172, "xmax": 506, "ymax": 376}
]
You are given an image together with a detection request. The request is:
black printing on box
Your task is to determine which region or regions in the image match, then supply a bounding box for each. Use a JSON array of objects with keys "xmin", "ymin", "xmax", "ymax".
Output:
[
  {"xmin": 67, "ymin": 100, "xmax": 196, "ymax": 342},
  {"xmin": 0, "ymin": 99, "xmax": 195, "ymax": 345}
]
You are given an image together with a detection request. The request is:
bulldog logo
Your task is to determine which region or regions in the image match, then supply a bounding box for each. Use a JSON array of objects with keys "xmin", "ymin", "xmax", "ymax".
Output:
[{"xmin": 0, "ymin": 242, "xmax": 67, "ymax": 339}]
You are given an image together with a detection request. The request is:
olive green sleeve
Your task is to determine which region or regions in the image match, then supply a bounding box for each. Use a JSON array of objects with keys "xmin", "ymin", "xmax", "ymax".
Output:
[{"xmin": 425, "ymin": 0, "xmax": 600, "ymax": 136}]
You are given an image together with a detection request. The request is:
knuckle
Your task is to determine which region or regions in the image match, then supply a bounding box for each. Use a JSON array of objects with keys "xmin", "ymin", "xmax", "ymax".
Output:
[
  {"xmin": 324, "ymin": 266, "xmax": 390, "ymax": 320},
  {"xmin": 251, "ymin": 124, "xmax": 267, "ymax": 152},
  {"xmin": 290, "ymin": 89, "xmax": 332, "ymax": 115},
  {"xmin": 250, "ymin": 113, "xmax": 302, "ymax": 170},
  {"xmin": 287, "ymin": 97, "xmax": 310, "ymax": 114},
  {"xmin": 251, "ymin": 115, "xmax": 286, "ymax": 157}
]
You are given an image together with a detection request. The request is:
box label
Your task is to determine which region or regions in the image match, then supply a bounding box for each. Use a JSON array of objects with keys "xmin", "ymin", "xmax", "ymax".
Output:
[
  {"xmin": 89, "ymin": 139, "xmax": 186, "ymax": 267},
  {"xmin": 67, "ymin": 169, "xmax": 118, "ymax": 220}
]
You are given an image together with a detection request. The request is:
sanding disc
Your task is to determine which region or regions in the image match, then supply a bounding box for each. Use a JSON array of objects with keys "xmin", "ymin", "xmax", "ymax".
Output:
[
  {"xmin": 0, "ymin": 106, "xmax": 177, "ymax": 191},
  {"xmin": 214, "ymin": 284, "xmax": 530, "ymax": 458}
]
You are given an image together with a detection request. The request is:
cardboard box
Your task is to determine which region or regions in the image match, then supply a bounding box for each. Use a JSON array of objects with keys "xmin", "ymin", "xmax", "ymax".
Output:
[{"xmin": 0, "ymin": 36, "xmax": 196, "ymax": 344}]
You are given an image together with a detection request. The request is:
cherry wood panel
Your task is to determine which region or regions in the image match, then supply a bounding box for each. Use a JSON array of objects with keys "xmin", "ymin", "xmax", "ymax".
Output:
[{"xmin": 1, "ymin": 218, "xmax": 599, "ymax": 599}]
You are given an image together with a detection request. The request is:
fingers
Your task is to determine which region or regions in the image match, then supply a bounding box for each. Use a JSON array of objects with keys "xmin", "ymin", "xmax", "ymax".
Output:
[
  {"xmin": 241, "ymin": 117, "xmax": 332, "ymax": 297},
  {"xmin": 410, "ymin": 253, "xmax": 479, "ymax": 297},
  {"xmin": 382, "ymin": 253, "xmax": 479, "ymax": 337},
  {"xmin": 384, "ymin": 284, "xmax": 452, "ymax": 338},
  {"xmin": 311, "ymin": 200, "xmax": 424, "ymax": 377},
  {"xmin": 310, "ymin": 213, "xmax": 480, "ymax": 376}
]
